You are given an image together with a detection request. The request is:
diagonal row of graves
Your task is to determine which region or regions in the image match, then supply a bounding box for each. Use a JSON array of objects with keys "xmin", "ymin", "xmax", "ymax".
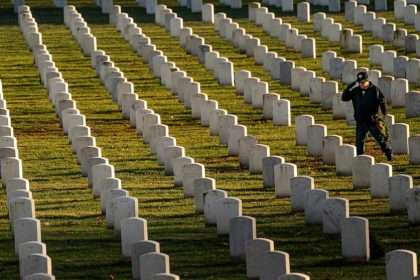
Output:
[
  {"xmin": 0, "ymin": 81, "xmax": 55, "ymax": 280},
  {"xmin": 17, "ymin": 5, "xmax": 182, "ymax": 280},
  {"xmin": 101, "ymin": 2, "xmax": 420, "ymax": 278}
]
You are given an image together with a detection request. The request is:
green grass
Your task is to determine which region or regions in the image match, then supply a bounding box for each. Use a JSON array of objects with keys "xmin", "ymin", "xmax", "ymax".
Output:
[{"xmin": 0, "ymin": 2, "xmax": 420, "ymax": 280}]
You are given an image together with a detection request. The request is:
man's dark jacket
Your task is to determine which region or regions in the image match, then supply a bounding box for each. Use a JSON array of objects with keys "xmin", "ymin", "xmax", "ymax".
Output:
[{"xmin": 342, "ymin": 82, "xmax": 387, "ymax": 122}]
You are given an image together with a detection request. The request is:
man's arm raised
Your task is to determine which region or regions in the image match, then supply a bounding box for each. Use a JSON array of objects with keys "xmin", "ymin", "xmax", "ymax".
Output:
[{"xmin": 342, "ymin": 81, "xmax": 358, "ymax": 101}]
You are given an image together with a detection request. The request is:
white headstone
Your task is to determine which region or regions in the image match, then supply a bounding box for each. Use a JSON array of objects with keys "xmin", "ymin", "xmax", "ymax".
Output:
[
  {"xmin": 246, "ymin": 238, "xmax": 274, "ymax": 278},
  {"xmin": 304, "ymin": 189, "xmax": 329, "ymax": 225},
  {"xmin": 406, "ymin": 91, "xmax": 420, "ymax": 118},
  {"xmin": 262, "ymin": 156, "xmax": 285, "ymax": 188},
  {"xmin": 219, "ymin": 114, "xmax": 238, "ymax": 145},
  {"xmin": 389, "ymin": 123, "xmax": 410, "ymax": 154},
  {"xmin": 164, "ymin": 145, "xmax": 185, "ymax": 175},
  {"xmin": 385, "ymin": 249, "xmax": 417, "ymax": 280},
  {"xmin": 391, "ymin": 78, "xmax": 408, "ymax": 107},
  {"xmin": 193, "ymin": 177, "xmax": 215, "ymax": 213},
  {"xmin": 322, "ymin": 135, "xmax": 342, "ymax": 164},
  {"xmin": 261, "ymin": 251, "xmax": 290, "ymax": 280},
  {"xmin": 14, "ymin": 218, "xmax": 41, "ymax": 254},
  {"xmin": 389, "ymin": 174, "xmax": 412, "ymax": 212},
  {"xmin": 249, "ymin": 144, "xmax": 270, "ymax": 174},
  {"xmin": 182, "ymin": 163, "xmax": 205, "ymax": 197},
  {"xmin": 239, "ymin": 136, "xmax": 258, "ymax": 169},
  {"xmin": 407, "ymin": 188, "xmax": 420, "ymax": 224},
  {"xmin": 202, "ymin": 3, "xmax": 214, "ymax": 23},
  {"xmin": 121, "ymin": 217, "xmax": 148, "ymax": 257},
  {"xmin": 204, "ymin": 189, "xmax": 228, "ymax": 224},
  {"xmin": 341, "ymin": 216, "xmax": 370, "ymax": 261},
  {"xmin": 409, "ymin": 136, "xmax": 420, "ymax": 164},
  {"xmin": 113, "ymin": 196, "xmax": 138, "ymax": 232},
  {"xmin": 272, "ymin": 99, "xmax": 291, "ymax": 126},
  {"xmin": 290, "ymin": 176, "xmax": 314, "ymax": 212},
  {"xmin": 229, "ymin": 216, "xmax": 256, "ymax": 259},
  {"xmin": 216, "ymin": 197, "xmax": 242, "ymax": 234},
  {"xmin": 139, "ymin": 252, "xmax": 170, "ymax": 280},
  {"xmin": 91, "ymin": 163, "xmax": 115, "ymax": 197},
  {"xmin": 172, "ymin": 156, "xmax": 194, "ymax": 187},
  {"xmin": 370, "ymin": 163, "xmax": 392, "ymax": 198},
  {"xmin": 307, "ymin": 124, "xmax": 327, "ymax": 156},
  {"xmin": 297, "ymin": 2, "xmax": 310, "ymax": 22},
  {"xmin": 322, "ymin": 197, "xmax": 349, "ymax": 234},
  {"xmin": 352, "ymin": 155, "xmax": 374, "ymax": 189},
  {"xmin": 131, "ymin": 240, "xmax": 160, "ymax": 279},
  {"xmin": 295, "ymin": 115, "xmax": 314, "ymax": 145},
  {"xmin": 274, "ymin": 162, "xmax": 297, "ymax": 197},
  {"xmin": 21, "ymin": 254, "xmax": 52, "ymax": 279}
]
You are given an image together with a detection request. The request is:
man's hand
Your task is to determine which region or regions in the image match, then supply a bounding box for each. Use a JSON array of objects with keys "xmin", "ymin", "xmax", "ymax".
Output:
[{"xmin": 349, "ymin": 81, "xmax": 359, "ymax": 91}]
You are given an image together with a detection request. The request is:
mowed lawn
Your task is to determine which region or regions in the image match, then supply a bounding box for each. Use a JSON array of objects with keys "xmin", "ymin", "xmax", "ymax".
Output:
[{"xmin": 0, "ymin": 1, "xmax": 420, "ymax": 279}]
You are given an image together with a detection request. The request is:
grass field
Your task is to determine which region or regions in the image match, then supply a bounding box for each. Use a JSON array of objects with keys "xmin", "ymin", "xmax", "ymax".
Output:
[{"xmin": 0, "ymin": 1, "xmax": 420, "ymax": 279}]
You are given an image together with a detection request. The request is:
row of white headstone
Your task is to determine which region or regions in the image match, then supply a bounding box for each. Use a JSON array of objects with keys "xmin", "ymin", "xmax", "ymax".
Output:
[
  {"xmin": 112, "ymin": 6, "xmax": 314, "ymax": 279},
  {"xmin": 312, "ymin": 10, "xmax": 363, "ymax": 52},
  {"xmin": 0, "ymin": 77, "xmax": 54, "ymax": 280},
  {"xmin": 64, "ymin": 6, "xmax": 182, "ymax": 280},
  {"xmin": 344, "ymin": 1, "xmax": 420, "ymax": 56},
  {"xmin": 394, "ymin": 0, "xmax": 420, "ymax": 31},
  {"xmin": 260, "ymin": 1, "xmax": 362, "ymax": 53},
  {"xmin": 10, "ymin": 7, "xmax": 61, "ymax": 280},
  {"xmin": 250, "ymin": 3, "xmax": 318, "ymax": 57}
]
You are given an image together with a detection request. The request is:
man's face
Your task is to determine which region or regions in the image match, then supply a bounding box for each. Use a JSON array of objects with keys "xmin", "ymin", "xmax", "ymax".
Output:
[{"xmin": 359, "ymin": 80, "xmax": 369, "ymax": 89}]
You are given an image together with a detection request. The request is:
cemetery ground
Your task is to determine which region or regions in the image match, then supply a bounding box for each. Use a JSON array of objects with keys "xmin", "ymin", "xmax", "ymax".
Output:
[{"xmin": 1, "ymin": 1, "xmax": 420, "ymax": 279}]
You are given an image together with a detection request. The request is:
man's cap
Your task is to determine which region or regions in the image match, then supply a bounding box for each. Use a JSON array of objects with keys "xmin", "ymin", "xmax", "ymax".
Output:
[{"xmin": 356, "ymin": 71, "xmax": 368, "ymax": 82}]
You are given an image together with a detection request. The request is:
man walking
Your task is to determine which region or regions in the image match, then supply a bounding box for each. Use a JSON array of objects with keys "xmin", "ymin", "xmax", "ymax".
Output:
[{"xmin": 342, "ymin": 71, "xmax": 393, "ymax": 160}]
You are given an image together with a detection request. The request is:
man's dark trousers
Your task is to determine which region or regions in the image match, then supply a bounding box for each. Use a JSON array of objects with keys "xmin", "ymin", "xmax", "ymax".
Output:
[{"xmin": 356, "ymin": 120, "xmax": 390, "ymax": 155}]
